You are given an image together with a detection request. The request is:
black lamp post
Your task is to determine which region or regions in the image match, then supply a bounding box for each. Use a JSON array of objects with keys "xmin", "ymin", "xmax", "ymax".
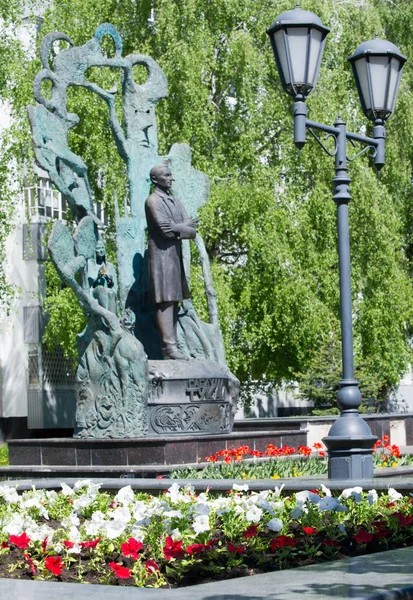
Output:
[{"xmin": 267, "ymin": 3, "xmax": 406, "ymax": 480}]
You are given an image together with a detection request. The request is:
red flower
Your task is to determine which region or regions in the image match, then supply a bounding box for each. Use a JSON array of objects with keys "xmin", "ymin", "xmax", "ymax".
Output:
[
  {"xmin": 270, "ymin": 536, "xmax": 298, "ymax": 550},
  {"xmin": 186, "ymin": 543, "xmax": 207, "ymax": 554},
  {"xmin": 224, "ymin": 456, "xmax": 233, "ymax": 464},
  {"xmin": 353, "ymin": 530, "xmax": 374, "ymax": 544},
  {"xmin": 313, "ymin": 443, "xmax": 323, "ymax": 450},
  {"xmin": 318, "ymin": 451, "xmax": 326, "ymax": 458},
  {"xmin": 227, "ymin": 542, "xmax": 245, "ymax": 554},
  {"xmin": 80, "ymin": 537, "xmax": 101, "ymax": 549},
  {"xmin": 383, "ymin": 435, "xmax": 390, "ymax": 443},
  {"xmin": 397, "ymin": 514, "xmax": 413, "ymax": 527},
  {"xmin": 302, "ymin": 527, "xmax": 318, "ymax": 536},
  {"xmin": 9, "ymin": 533, "xmax": 30, "ymax": 549},
  {"xmin": 243, "ymin": 525, "xmax": 259, "ymax": 539},
  {"xmin": 1, "ymin": 542, "xmax": 9, "ymax": 549},
  {"xmin": 145, "ymin": 559, "xmax": 160, "ymax": 574},
  {"xmin": 205, "ymin": 455, "xmax": 218, "ymax": 463},
  {"xmin": 109, "ymin": 562, "xmax": 131, "ymax": 579},
  {"xmin": 121, "ymin": 538, "xmax": 143, "ymax": 560},
  {"xmin": 163, "ymin": 536, "xmax": 185, "ymax": 560},
  {"xmin": 41, "ymin": 537, "xmax": 48, "ymax": 553},
  {"xmin": 24, "ymin": 553, "xmax": 36, "ymax": 575},
  {"xmin": 375, "ymin": 529, "xmax": 391, "ymax": 539},
  {"xmin": 297, "ymin": 445, "xmax": 312, "ymax": 456},
  {"xmin": 63, "ymin": 540, "xmax": 74, "ymax": 549},
  {"xmin": 45, "ymin": 556, "xmax": 65, "ymax": 576},
  {"xmin": 323, "ymin": 538, "xmax": 339, "ymax": 547}
]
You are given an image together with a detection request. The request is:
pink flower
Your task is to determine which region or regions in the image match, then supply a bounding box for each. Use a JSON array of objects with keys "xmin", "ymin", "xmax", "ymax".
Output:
[
  {"xmin": 9, "ymin": 533, "xmax": 30, "ymax": 549},
  {"xmin": 41, "ymin": 537, "xmax": 48, "ymax": 553},
  {"xmin": 45, "ymin": 556, "xmax": 65, "ymax": 576},
  {"xmin": 63, "ymin": 540, "xmax": 74, "ymax": 549},
  {"xmin": 109, "ymin": 562, "xmax": 131, "ymax": 579},
  {"xmin": 163, "ymin": 536, "xmax": 185, "ymax": 560},
  {"xmin": 121, "ymin": 538, "xmax": 143, "ymax": 560}
]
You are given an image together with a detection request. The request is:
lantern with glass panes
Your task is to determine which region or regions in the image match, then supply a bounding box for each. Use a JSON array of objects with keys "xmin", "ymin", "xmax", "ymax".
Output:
[{"xmin": 266, "ymin": 3, "xmax": 406, "ymax": 481}]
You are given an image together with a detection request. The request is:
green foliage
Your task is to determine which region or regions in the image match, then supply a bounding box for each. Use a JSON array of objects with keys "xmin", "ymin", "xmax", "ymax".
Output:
[
  {"xmin": 0, "ymin": 0, "xmax": 413, "ymax": 391},
  {"xmin": 42, "ymin": 262, "xmax": 86, "ymax": 360},
  {"xmin": 295, "ymin": 334, "xmax": 388, "ymax": 413}
]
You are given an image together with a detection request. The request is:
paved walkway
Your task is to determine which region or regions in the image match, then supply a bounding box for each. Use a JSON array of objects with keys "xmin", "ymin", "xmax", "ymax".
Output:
[{"xmin": 0, "ymin": 547, "xmax": 412, "ymax": 599}]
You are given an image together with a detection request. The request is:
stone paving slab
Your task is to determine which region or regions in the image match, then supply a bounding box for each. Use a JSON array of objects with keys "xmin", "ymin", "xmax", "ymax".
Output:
[{"xmin": 0, "ymin": 547, "xmax": 412, "ymax": 599}]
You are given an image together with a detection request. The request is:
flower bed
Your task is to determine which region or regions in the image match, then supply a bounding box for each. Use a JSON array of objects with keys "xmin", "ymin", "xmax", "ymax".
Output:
[
  {"xmin": 0, "ymin": 480, "xmax": 413, "ymax": 587},
  {"xmin": 171, "ymin": 436, "xmax": 407, "ymax": 480}
]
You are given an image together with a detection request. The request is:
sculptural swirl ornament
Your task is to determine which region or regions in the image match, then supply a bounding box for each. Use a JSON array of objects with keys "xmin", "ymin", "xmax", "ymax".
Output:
[{"xmin": 28, "ymin": 24, "xmax": 239, "ymax": 438}]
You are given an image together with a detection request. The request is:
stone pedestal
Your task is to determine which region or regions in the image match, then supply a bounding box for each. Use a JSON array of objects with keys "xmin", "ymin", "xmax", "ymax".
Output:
[{"xmin": 148, "ymin": 359, "xmax": 238, "ymax": 435}]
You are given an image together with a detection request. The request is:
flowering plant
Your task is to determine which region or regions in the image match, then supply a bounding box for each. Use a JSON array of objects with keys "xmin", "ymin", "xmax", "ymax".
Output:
[
  {"xmin": 172, "ymin": 438, "xmax": 408, "ymax": 480},
  {"xmin": 0, "ymin": 480, "xmax": 412, "ymax": 587}
]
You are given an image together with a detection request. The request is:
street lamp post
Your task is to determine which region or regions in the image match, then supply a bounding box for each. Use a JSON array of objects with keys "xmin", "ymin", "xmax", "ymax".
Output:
[{"xmin": 267, "ymin": 3, "xmax": 407, "ymax": 480}]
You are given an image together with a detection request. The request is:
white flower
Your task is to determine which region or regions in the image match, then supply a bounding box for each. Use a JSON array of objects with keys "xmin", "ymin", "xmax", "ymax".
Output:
[
  {"xmin": 132, "ymin": 500, "xmax": 148, "ymax": 522},
  {"xmin": 129, "ymin": 526, "xmax": 146, "ymax": 542},
  {"xmin": 367, "ymin": 489, "xmax": 378, "ymax": 505},
  {"xmin": 60, "ymin": 483, "xmax": 74, "ymax": 496},
  {"xmin": 164, "ymin": 510, "xmax": 183, "ymax": 519},
  {"xmin": 115, "ymin": 485, "xmax": 134, "ymax": 506},
  {"xmin": 68, "ymin": 525, "xmax": 81, "ymax": 543},
  {"xmin": 62, "ymin": 513, "xmax": 80, "ymax": 528},
  {"xmin": 171, "ymin": 528, "xmax": 182, "ymax": 541},
  {"xmin": 233, "ymin": 483, "xmax": 249, "ymax": 492},
  {"xmin": 73, "ymin": 480, "xmax": 91, "ymax": 491},
  {"xmin": 84, "ymin": 511, "xmax": 106, "ymax": 536},
  {"xmin": 318, "ymin": 497, "xmax": 339, "ymax": 511},
  {"xmin": 274, "ymin": 485, "xmax": 285, "ymax": 496},
  {"xmin": 267, "ymin": 518, "xmax": 283, "ymax": 532},
  {"xmin": 73, "ymin": 495, "xmax": 94, "ymax": 512},
  {"xmin": 108, "ymin": 505, "xmax": 131, "ymax": 524},
  {"xmin": 234, "ymin": 505, "xmax": 245, "ymax": 516},
  {"xmin": 46, "ymin": 491, "xmax": 58, "ymax": 505},
  {"xmin": 193, "ymin": 514, "xmax": 210, "ymax": 534},
  {"xmin": 389, "ymin": 488, "xmax": 403, "ymax": 502},
  {"xmin": 290, "ymin": 507, "xmax": 303, "ymax": 519},
  {"xmin": 339, "ymin": 487, "xmax": 363, "ymax": 502},
  {"xmin": 4, "ymin": 513, "xmax": 25, "ymax": 536},
  {"xmin": 245, "ymin": 505, "xmax": 263, "ymax": 523},
  {"xmin": 105, "ymin": 520, "xmax": 127, "ymax": 539},
  {"xmin": 296, "ymin": 490, "xmax": 320, "ymax": 506},
  {"xmin": 0, "ymin": 486, "xmax": 21, "ymax": 504},
  {"xmin": 195, "ymin": 502, "xmax": 210, "ymax": 516},
  {"xmin": 321, "ymin": 484, "xmax": 332, "ymax": 497}
]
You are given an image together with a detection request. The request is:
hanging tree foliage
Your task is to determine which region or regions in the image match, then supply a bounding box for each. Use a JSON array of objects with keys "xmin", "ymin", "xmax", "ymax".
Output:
[{"xmin": 1, "ymin": 0, "xmax": 413, "ymax": 401}]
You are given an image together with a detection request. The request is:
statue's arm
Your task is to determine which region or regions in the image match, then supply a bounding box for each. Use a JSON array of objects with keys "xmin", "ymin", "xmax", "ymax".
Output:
[{"xmin": 146, "ymin": 197, "xmax": 196, "ymax": 240}]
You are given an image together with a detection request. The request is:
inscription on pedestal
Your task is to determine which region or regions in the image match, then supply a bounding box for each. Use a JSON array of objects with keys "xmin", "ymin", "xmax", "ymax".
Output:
[{"xmin": 186, "ymin": 378, "xmax": 226, "ymax": 402}]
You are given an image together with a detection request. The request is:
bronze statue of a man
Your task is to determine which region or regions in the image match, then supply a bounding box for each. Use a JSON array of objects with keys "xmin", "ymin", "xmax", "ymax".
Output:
[{"xmin": 145, "ymin": 164, "xmax": 197, "ymax": 359}]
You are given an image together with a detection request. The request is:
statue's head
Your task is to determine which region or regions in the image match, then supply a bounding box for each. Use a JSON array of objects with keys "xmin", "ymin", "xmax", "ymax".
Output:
[
  {"xmin": 95, "ymin": 240, "xmax": 106, "ymax": 259},
  {"xmin": 150, "ymin": 164, "xmax": 173, "ymax": 191}
]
